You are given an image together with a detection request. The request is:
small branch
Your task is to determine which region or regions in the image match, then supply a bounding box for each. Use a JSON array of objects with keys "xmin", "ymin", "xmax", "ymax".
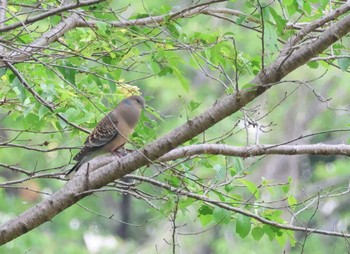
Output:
[
  {"xmin": 4, "ymin": 61, "xmax": 56, "ymax": 109},
  {"xmin": 126, "ymin": 175, "xmax": 350, "ymax": 238},
  {"xmin": 0, "ymin": 142, "xmax": 78, "ymax": 153},
  {"xmin": 0, "ymin": 162, "xmax": 32, "ymax": 175},
  {"xmin": 0, "ymin": 172, "xmax": 64, "ymax": 187},
  {"xmin": 309, "ymin": 54, "xmax": 350, "ymax": 62},
  {"xmin": 78, "ymin": 1, "xmax": 227, "ymax": 28},
  {"xmin": 158, "ymin": 144, "xmax": 350, "ymax": 162},
  {"xmin": 284, "ymin": 3, "xmax": 350, "ymax": 50},
  {"xmin": 0, "ymin": 0, "xmax": 106, "ymax": 33},
  {"xmin": 0, "ymin": 0, "xmax": 7, "ymax": 29},
  {"xmin": 0, "ymin": 12, "xmax": 85, "ymax": 66}
]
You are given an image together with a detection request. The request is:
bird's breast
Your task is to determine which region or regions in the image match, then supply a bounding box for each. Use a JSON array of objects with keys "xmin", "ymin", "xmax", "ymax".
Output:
[{"xmin": 103, "ymin": 121, "xmax": 134, "ymax": 152}]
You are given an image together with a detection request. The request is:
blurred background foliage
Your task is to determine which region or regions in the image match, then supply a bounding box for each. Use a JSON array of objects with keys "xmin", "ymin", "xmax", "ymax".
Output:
[{"xmin": 0, "ymin": 0, "xmax": 350, "ymax": 253}]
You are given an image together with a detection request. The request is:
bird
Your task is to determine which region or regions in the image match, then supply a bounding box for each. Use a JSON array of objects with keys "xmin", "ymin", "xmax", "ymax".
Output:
[{"xmin": 67, "ymin": 95, "xmax": 145, "ymax": 175}]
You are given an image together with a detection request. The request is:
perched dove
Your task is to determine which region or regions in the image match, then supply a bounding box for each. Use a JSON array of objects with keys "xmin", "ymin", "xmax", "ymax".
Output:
[{"xmin": 67, "ymin": 95, "xmax": 145, "ymax": 174}]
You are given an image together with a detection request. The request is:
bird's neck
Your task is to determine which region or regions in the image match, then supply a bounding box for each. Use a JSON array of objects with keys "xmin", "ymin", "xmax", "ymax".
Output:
[{"xmin": 116, "ymin": 106, "xmax": 140, "ymax": 127}]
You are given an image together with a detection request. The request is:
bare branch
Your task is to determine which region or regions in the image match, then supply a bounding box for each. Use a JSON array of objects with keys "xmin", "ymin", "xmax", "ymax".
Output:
[
  {"xmin": 158, "ymin": 144, "xmax": 350, "ymax": 162},
  {"xmin": 0, "ymin": 142, "xmax": 78, "ymax": 153},
  {"xmin": 0, "ymin": 12, "xmax": 85, "ymax": 66},
  {"xmin": 0, "ymin": 0, "xmax": 106, "ymax": 33},
  {"xmin": 126, "ymin": 175, "xmax": 350, "ymax": 238},
  {"xmin": 0, "ymin": 0, "xmax": 7, "ymax": 29}
]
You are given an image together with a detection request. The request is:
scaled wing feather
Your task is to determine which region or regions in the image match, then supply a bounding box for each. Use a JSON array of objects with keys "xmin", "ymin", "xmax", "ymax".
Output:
[{"xmin": 73, "ymin": 114, "xmax": 119, "ymax": 161}]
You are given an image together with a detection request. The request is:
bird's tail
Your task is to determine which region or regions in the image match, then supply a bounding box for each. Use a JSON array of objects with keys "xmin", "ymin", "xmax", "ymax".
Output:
[{"xmin": 66, "ymin": 157, "xmax": 86, "ymax": 177}]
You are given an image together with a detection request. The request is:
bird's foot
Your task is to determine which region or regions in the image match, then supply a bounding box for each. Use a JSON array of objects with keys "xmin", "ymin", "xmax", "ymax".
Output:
[{"xmin": 111, "ymin": 148, "xmax": 128, "ymax": 157}]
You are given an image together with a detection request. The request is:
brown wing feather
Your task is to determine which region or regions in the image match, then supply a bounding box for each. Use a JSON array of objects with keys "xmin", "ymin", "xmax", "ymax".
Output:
[{"xmin": 73, "ymin": 113, "xmax": 119, "ymax": 161}]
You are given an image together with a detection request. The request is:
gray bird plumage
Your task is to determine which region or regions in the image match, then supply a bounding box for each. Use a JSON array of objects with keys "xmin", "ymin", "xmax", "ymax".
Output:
[{"xmin": 67, "ymin": 95, "xmax": 145, "ymax": 175}]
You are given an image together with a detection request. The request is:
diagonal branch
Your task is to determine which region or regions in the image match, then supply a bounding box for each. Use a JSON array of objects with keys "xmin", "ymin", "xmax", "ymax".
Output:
[{"xmin": 4, "ymin": 61, "xmax": 90, "ymax": 133}]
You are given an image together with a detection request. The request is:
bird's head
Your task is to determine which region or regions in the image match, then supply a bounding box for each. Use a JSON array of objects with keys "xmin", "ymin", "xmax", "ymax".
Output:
[{"xmin": 122, "ymin": 95, "xmax": 145, "ymax": 110}]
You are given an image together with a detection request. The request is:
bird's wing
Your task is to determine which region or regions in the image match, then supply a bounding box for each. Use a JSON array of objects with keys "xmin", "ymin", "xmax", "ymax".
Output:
[{"xmin": 73, "ymin": 114, "xmax": 120, "ymax": 161}]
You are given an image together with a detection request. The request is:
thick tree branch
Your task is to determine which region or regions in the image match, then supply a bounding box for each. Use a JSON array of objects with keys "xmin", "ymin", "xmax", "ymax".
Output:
[{"xmin": 1, "ymin": 2, "xmax": 350, "ymax": 246}]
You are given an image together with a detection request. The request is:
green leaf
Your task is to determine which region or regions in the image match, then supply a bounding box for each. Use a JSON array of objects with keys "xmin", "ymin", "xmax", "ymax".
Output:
[
  {"xmin": 276, "ymin": 230, "xmax": 288, "ymax": 246},
  {"xmin": 64, "ymin": 108, "xmax": 80, "ymax": 121},
  {"xmin": 188, "ymin": 100, "xmax": 201, "ymax": 112},
  {"xmin": 199, "ymin": 214, "xmax": 213, "ymax": 226},
  {"xmin": 213, "ymin": 207, "xmax": 231, "ymax": 224},
  {"xmin": 96, "ymin": 21, "xmax": 109, "ymax": 36},
  {"xmin": 283, "ymin": 0, "xmax": 295, "ymax": 6},
  {"xmin": 228, "ymin": 166, "xmax": 237, "ymax": 177},
  {"xmin": 236, "ymin": 15, "xmax": 246, "ymax": 25},
  {"xmin": 287, "ymin": 194, "xmax": 298, "ymax": 209},
  {"xmin": 210, "ymin": 41, "xmax": 234, "ymax": 69},
  {"xmin": 214, "ymin": 164, "xmax": 226, "ymax": 181},
  {"xmin": 285, "ymin": 1, "xmax": 298, "ymax": 16},
  {"xmin": 168, "ymin": 175, "xmax": 181, "ymax": 187},
  {"xmin": 263, "ymin": 225, "xmax": 276, "ymax": 241},
  {"xmin": 282, "ymin": 176, "xmax": 292, "ymax": 193},
  {"xmin": 234, "ymin": 157, "xmax": 244, "ymax": 172},
  {"xmin": 264, "ymin": 22, "xmax": 278, "ymax": 54},
  {"xmin": 239, "ymin": 179, "xmax": 260, "ymax": 199},
  {"xmin": 173, "ymin": 67, "xmax": 189, "ymax": 91},
  {"xmin": 38, "ymin": 104, "xmax": 50, "ymax": 120},
  {"xmin": 268, "ymin": 7, "xmax": 287, "ymax": 34},
  {"xmin": 303, "ymin": 2, "xmax": 312, "ymax": 15},
  {"xmin": 198, "ymin": 204, "xmax": 213, "ymax": 215},
  {"xmin": 263, "ymin": 209, "xmax": 284, "ymax": 223},
  {"xmin": 167, "ymin": 22, "xmax": 182, "ymax": 38},
  {"xmin": 160, "ymin": 4, "xmax": 172, "ymax": 14},
  {"xmin": 235, "ymin": 214, "xmax": 251, "ymax": 238},
  {"xmin": 192, "ymin": 32, "xmax": 218, "ymax": 44},
  {"xmin": 242, "ymin": 83, "xmax": 257, "ymax": 90},
  {"xmin": 57, "ymin": 65, "xmax": 76, "ymax": 85},
  {"xmin": 338, "ymin": 58, "xmax": 350, "ymax": 71},
  {"xmin": 11, "ymin": 77, "xmax": 26, "ymax": 103},
  {"xmin": 307, "ymin": 61, "xmax": 319, "ymax": 69},
  {"xmin": 251, "ymin": 227, "xmax": 264, "ymax": 241},
  {"xmin": 0, "ymin": 67, "xmax": 6, "ymax": 77},
  {"xmin": 178, "ymin": 198, "xmax": 195, "ymax": 210}
]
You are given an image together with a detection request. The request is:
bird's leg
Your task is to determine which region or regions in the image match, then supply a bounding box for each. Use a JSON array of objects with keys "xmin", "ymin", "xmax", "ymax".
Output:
[
  {"xmin": 124, "ymin": 148, "xmax": 134, "ymax": 153},
  {"xmin": 111, "ymin": 147, "xmax": 128, "ymax": 157}
]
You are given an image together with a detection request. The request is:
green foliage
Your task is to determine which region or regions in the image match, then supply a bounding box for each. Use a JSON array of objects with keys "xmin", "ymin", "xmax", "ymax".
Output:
[{"xmin": 236, "ymin": 214, "xmax": 251, "ymax": 238}]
